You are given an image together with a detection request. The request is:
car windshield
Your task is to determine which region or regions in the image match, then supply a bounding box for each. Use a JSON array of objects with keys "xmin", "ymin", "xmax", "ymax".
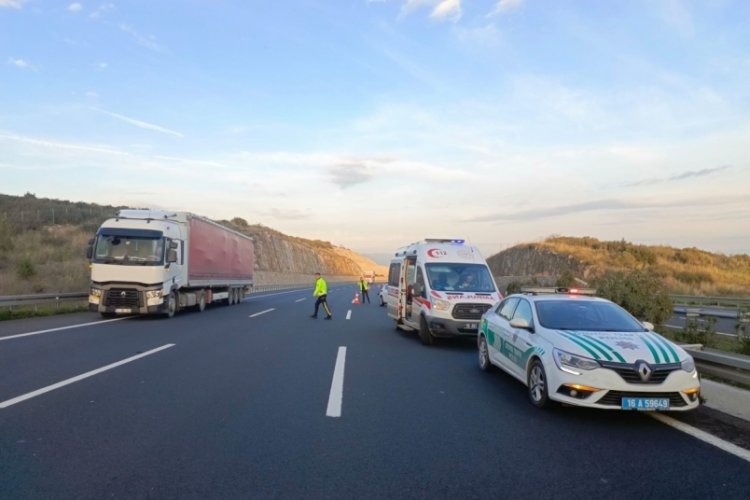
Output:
[
  {"xmin": 93, "ymin": 235, "xmax": 165, "ymax": 266},
  {"xmin": 535, "ymin": 299, "xmax": 646, "ymax": 332},
  {"xmin": 425, "ymin": 263, "xmax": 496, "ymax": 293}
]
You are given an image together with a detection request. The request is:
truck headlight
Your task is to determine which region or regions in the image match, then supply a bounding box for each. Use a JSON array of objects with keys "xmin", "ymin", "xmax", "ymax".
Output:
[
  {"xmin": 90, "ymin": 288, "xmax": 102, "ymax": 297},
  {"xmin": 432, "ymin": 298, "xmax": 451, "ymax": 311},
  {"xmin": 146, "ymin": 290, "xmax": 162, "ymax": 299},
  {"xmin": 553, "ymin": 348, "xmax": 600, "ymax": 375}
]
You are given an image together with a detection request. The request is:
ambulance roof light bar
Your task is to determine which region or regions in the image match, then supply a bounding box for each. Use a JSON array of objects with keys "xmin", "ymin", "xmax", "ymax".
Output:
[{"xmin": 520, "ymin": 287, "xmax": 597, "ymax": 296}]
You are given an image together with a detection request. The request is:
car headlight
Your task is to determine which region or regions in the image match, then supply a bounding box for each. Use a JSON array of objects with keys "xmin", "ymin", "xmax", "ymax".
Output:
[
  {"xmin": 90, "ymin": 288, "xmax": 102, "ymax": 297},
  {"xmin": 432, "ymin": 298, "xmax": 451, "ymax": 311},
  {"xmin": 553, "ymin": 348, "xmax": 600, "ymax": 375},
  {"xmin": 681, "ymin": 357, "xmax": 696, "ymax": 373},
  {"xmin": 146, "ymin": 290, "xmax": 163, "ymax": 299}
]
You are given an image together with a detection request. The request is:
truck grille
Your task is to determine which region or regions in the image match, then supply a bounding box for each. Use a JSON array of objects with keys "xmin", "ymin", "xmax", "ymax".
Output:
[
  {"xmin": 599, "ymin": 361, "xmax": 680, "ymax": 385},
  {"xmin": 452, "ymin": 303, "xmax": 491, "ymax": 320},
  {"xmin": 105, "ymin": 288, "xmax": 141, "ymax": 308},
  {"xmin": 597, "ymin": 391, "xmax": 687, "ymax": 408}
]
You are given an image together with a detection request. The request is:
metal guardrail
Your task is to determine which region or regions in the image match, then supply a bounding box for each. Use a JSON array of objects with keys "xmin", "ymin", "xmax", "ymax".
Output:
[
  {"xmin": 670, "ymin": 294, "xmax": 750, "ymax": 308},
  {"xmin": 682, "ymin": 346, "xmax": 750, "ymax": 387},
  {"xmin": 0, "ymin": 281, "xmax": 357, "ymax": 311}
]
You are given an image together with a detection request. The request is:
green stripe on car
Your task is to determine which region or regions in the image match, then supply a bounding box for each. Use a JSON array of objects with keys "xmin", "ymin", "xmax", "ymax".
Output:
[
  {"xmin": 566, "ymin": 332, "xmax": 613, "ymax": 361},
  {"xmin": 559, "ymin": 332, "xmax": 601, "ymax": 360},
  {"xmin": 574, "ymin": 333, "xmax": 627, "ymax": 363},
  {"xmin": 639, "ymin": 335, "xmax": 661, "ymax": 363},
  {"xmin": 647, "ymin": 332, "xmax": 679, "ymax": 363}
]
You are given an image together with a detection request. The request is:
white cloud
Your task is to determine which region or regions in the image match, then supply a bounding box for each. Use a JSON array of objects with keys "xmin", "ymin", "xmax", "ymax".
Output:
[
  {"xmin": 488, "ymin": 0, "xmax": 524, "ymax": 17},
  {"xmin": 0, "ymin": 0, "xmax": 22, "ymax": 9},
  {"xmin": 430, "ymin": 0, "xmax": 461, "ymax": 22},
  {"xmin": 7, "ymin": 57, "xmax": 37, "ymax": 70},
  {"xmin": 92, "ymin": 108, "xmax": 184, "ymax": 138},
  {"xmin": 89, "ymin": 2, "xmax": 114, "ymax": 19},
  {"xmin": 67, "ymin": 2, "xmax": 83, "ymax": 12},
  {"xmin": 119, "ymin": 23, "xmax": 168, "ymax": 53},
  {"xmin": 0, "ymin": 132, "xmax": 129, "ymax": 156}
]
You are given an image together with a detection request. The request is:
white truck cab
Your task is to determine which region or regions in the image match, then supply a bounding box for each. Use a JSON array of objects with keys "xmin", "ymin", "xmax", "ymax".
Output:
[{"xmin": 385, "ymin": 239, "xmax": 502, "ymax": 345}]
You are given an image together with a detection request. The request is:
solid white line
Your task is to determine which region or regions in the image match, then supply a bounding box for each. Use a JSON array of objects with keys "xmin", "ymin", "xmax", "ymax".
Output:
[
  {"xmin": 0, "ymin": 316, "xmax": 131, "ymax": 342},
  {"xmin": 0, "ymin": 344, "xmax": 175, "ymax": 409},
  {"xmin": 346, "ymin": 310, "xmax": 352, "ymax": 320},
  {"xmin": 650, "ymin": 413, "xmax": 750, "ymax": 464},
  {"xmin": 249, "ymin": 308, "xmax": 275, "ymax": 318},
  {"xmin": 326, "ymin": 346, "xmax": 347, "ymax": 418},
  {"xmin": 295, "ymin": 298, "xmax": 306, "ymax": 303}
]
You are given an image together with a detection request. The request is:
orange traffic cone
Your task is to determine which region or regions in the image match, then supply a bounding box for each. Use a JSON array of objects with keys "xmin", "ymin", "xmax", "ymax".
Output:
[{"xmin": 352, "ymin": 293, "xmax": 360, "ymax": 304}]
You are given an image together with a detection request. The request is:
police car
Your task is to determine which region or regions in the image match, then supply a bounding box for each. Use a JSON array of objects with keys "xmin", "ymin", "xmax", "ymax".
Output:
[{"xmin": 477, "ymin": 288, "xmax": 700, "ymax": 411}]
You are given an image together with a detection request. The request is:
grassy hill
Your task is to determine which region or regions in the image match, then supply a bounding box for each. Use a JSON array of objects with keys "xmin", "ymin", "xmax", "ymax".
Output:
[
  {"xmin": 0, "ymin": 193, "xmax": 384, "ymax": 295},
  {"xmin": 487, "ymin": 236, "xmax": 750, "ymax": 295}
]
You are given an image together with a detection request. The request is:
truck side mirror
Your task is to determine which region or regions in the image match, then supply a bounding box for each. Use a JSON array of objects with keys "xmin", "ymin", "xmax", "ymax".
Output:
[
  {"xmin": 86, "ymin": 238, "xmax": 94, "ymax": 259},
  {"xmin": 167, "ymin": 249, "xmax": 178, "ymax": 263}
]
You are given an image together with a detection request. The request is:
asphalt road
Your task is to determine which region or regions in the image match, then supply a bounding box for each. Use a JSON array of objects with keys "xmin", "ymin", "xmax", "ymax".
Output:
[
  {"xmin": 667, "ymin": 313, "xmax": 740, "ymax": 337},
  {"xmin": 1, "ymin": 285, "xmax": 750, "ymax": 499}
]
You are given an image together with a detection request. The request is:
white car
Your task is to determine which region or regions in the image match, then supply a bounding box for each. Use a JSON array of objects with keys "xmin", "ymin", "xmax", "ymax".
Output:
[
  {"xmin": 478, "ymin": 288, "xmax": 700, "ymax": 411},
  {"xmin": 378, "ymin": 284, "xmax": 388, "ymax": 307}
]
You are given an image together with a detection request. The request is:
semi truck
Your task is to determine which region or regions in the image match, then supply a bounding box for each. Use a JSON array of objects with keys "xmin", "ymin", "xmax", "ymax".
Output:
[{"xmin": 87, "ymin": 209, "xmax": 254, "ymax": 318}]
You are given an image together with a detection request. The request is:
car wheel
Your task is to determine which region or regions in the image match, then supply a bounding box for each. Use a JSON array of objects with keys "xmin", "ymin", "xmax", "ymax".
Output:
[
  {"xmin": 418, "ymin": 315, "xmax": 434, "ymax": 346},
  {"xmin": 478, "ymin": 334, "xmax": 492, "ymax": 371},
  {"xmin": 527, "ymin": 359, "xmax": 552, "ymax": 409},
  {"xmin": 197, "ymin": 292, "xmax": 206, "ymax": 312},
  {"xmin": 165, "ymin": 292, "xmax": 177, "ymax": 318}
]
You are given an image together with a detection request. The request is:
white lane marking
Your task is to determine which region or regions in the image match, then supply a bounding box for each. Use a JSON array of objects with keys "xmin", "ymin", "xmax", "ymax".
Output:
[
  {"xmin": 0, "ymin": 344, "xmax": 175, "ymax": 409},
  {"xmin": 0, "ymin": 316, "xmax": 131, "ymax": 342},
  {"xmin": 650, "ymin": 413, "xmax": 750, "ymax": 464},
  {"xmin": 346, "ymin": 310, "xmax": 352, "ymax": 320},
  {"xmin": 241, "ymin": 285, "xmax": 346, "ymax": 302},
  {"xmin": 249, "ymin": 308, "xmax": 275, "ymax": 318},
  {"xmin": 326, "ymin": 346, "xmax": 347, "ymax": 418},
  {"xmin": 295, "ymin": 298, "xmax": 306, "ymax": 303}
]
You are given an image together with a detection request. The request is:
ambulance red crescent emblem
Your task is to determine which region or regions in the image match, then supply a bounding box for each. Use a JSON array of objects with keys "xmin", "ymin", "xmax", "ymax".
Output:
[{"xmin": 427, "ymin": 248, "xmax": 447, "ymax": 258}]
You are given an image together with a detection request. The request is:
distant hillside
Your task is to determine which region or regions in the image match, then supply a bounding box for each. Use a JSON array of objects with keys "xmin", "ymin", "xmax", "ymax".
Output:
[
  {"xmin": 0, "ymin": 193, "xmax": 385, "ymax": 295},
  {"xmin": 487, "ymin": 236, "xmax": 750, "ymax": 295}
]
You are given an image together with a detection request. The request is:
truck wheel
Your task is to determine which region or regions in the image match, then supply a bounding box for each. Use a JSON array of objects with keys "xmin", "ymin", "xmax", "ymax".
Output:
[
  {"xmin": 197, "ymin": 292, "xmax": 206, "ymax": 312},
  {"xmin": 227, "ymin": 289, "xmax": 234, "ymax": 306},
  {"xmin": 165, "ymin": 292, "xmax": 177, "ymax": 318},
  {"xmin": 418, "ymin": 316, "xmax": 435, "ymax": 346}
]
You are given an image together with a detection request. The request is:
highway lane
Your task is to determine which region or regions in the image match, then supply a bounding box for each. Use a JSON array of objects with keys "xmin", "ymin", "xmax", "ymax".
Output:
[
  {"xmin": 667, "ymin": 313, "xmax": 740, "ymax": 337},
  {"xmin": 1, "ymin": 285, "xmax": 749, "ymax": 498}
]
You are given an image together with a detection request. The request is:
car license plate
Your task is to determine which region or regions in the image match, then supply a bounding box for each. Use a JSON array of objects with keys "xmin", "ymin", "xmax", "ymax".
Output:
[
  {"xmin": 115, "ymin": 308, "xmax": 132, "ymax": 314},
  {"xmin": 465, "ymin": 322, "xmax": 478, "ymax": 330},
  {"xmin": 621, "ymin": 397, "xmax": 670, "ymax": 411}
]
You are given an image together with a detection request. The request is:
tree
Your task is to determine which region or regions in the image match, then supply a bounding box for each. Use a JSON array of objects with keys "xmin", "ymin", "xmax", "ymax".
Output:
[{"xmin": 595, "ymin": 269, "xmax": 673, "ymax": 328}]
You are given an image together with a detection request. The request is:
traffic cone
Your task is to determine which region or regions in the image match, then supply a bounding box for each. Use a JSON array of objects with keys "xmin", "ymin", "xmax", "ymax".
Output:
[{"xmin": 352, "ymin": 292, "xmax": 360, "ymax": 304}]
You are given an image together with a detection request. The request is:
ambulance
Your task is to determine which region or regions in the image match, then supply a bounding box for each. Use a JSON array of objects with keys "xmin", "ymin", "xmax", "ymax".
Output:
[{"xmin": 385, "ymin": 239, "xmax": 502, "ymax": 345}]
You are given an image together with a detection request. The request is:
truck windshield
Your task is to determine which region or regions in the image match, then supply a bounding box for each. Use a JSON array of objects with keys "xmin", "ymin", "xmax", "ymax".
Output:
[
  {"xmin": 425, "ymin": 263, "xmax": 496, "ymax": 293},
  {"xmin": 93, "ymin": 235, "xmax": 165, "ymax": 266}
]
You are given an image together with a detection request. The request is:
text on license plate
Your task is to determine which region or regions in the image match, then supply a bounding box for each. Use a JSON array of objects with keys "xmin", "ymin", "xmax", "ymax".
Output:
[
  {"xmin": 621, "ymin": 397, "xmax": 670, "ymax": 411},
  {"xmin": 465, "ymin": 323, "xmax": 478, "ymax": 330}
]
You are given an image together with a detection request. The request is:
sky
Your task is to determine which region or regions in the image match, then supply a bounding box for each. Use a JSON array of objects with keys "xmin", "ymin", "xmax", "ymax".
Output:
[{"xmin": 1, "ymin": 0, "xmax": 749, "ymax": 263}]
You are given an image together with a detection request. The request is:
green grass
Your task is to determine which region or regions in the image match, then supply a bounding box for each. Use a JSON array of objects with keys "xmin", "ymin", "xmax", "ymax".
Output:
[{"xmin": 0, "ymin": 302, "xmax": 89, "ymax": 321}]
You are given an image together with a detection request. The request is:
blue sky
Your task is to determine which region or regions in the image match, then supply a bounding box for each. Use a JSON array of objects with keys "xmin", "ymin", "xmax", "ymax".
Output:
[{"xmin": 2, "ymin": 0, "xmax": 749, "ymax": 261}]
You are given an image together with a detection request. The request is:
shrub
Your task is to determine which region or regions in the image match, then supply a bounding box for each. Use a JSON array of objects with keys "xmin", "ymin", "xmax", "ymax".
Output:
[
  {"xmin": 595, "ymin": 269, "xmax": 673, "ymax": 328},
  {"xmin": 17, "ymin": 257, "xmax": 37, "ymax": 279},
  {"xmin": 555, "ymin": 270, "xmax": 576, "ymax": 287},
  {"xmin": 506, "ymin": 281, "xmax": 522, "ymax": 295}
]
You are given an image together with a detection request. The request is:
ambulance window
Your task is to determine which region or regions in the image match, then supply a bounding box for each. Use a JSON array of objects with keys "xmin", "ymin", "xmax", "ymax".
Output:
[
  {"xmin": 415, "ymin": 268, "xmax": 426, "ymax": 297},
  {"xmin": 388, "ymin": 263, "xmax": 400, "ymax": 286}
]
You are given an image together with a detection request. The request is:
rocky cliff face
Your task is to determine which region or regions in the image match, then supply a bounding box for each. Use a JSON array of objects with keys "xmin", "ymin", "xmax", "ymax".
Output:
[
  {"xmin": 487, "ymin": 244, "xmax": 583, "ymax": 278},
  {"xmin": 223, "ymin": 220, "xmax": 386, "ymax": 277}
]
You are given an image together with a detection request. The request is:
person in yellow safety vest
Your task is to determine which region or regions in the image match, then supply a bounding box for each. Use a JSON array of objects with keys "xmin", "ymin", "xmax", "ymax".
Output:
[
  {"xmin": 311, "ymin": 272, "xmax": 332, "ymax": 319},
  {"xmin": 358, "ymin": 276, "xmax": 371, "ymax": 304}
]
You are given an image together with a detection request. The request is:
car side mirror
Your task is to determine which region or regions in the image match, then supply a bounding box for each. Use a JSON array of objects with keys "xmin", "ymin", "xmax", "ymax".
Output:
[
  {"xmin": 86, "ymin": 238, "xmax": 94, "ymax": 259},
  {"xmin": 642, "ymin": 321, "xmax": 654, "ymax": 331},
  {"xmin": 510, "ymin": 318, "xmax": 534, "ymax": 332}
]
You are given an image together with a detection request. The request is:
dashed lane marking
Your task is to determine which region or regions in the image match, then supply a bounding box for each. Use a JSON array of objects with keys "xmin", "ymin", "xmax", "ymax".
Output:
[
  {"xmin": 249, "ymin": 308, "xmax": 275, "ymax": 318},
  {"xmin": 326, "ymin": 346, "xmax": 347, "ymax": 418},
  {"xmin": 0, "ymin": 344, "xmax": 175, "ymax": 409},
  {"xmin": 346, "ymin": 310, "xmax": 352, "ymax": 320},
  {"xmin": 0, "ymin": 316, "xmax": 131, "ymax": 342},
  {"xmin": 295, "ymin": 298, "xmax": 306, "ymax": 303}
]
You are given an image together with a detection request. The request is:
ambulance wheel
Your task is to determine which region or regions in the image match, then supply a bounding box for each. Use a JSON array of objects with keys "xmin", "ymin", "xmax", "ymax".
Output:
[
  {"xmin": 418, "ymin": 316, "xmax": 434, "ymax": 346},
  {"xmin": 527, "ymin": 359, "xmax": 552, "ymax": 409}
]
